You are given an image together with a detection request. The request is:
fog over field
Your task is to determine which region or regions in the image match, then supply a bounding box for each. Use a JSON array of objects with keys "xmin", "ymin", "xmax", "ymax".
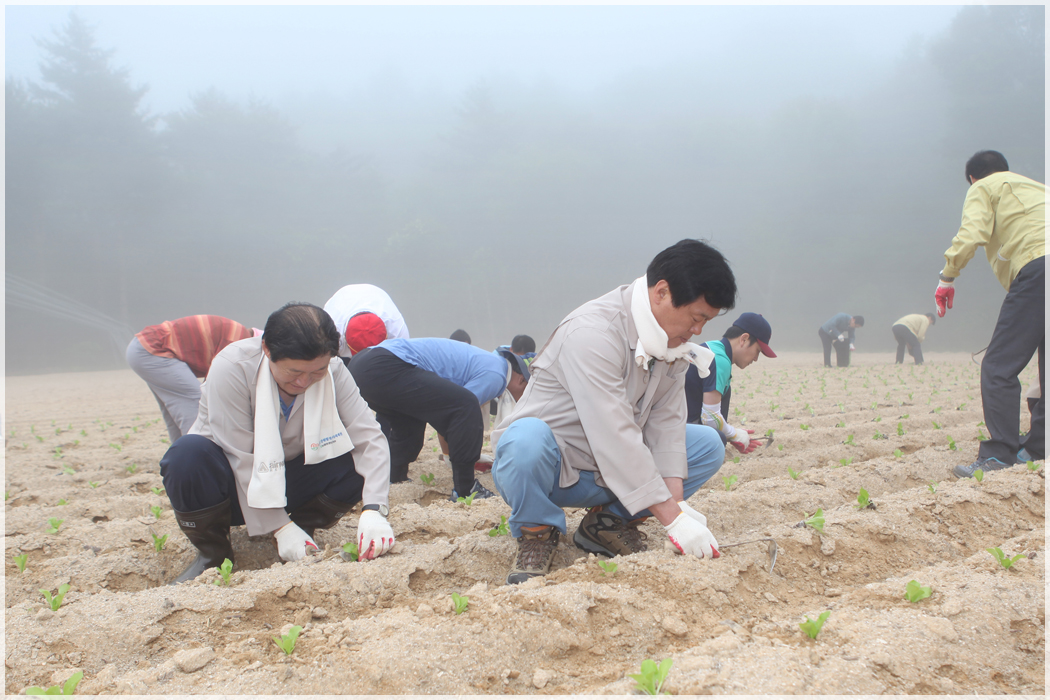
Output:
[{"xmin": 5, "ymin": 5, "xmax": 1045, "ymax": 374}]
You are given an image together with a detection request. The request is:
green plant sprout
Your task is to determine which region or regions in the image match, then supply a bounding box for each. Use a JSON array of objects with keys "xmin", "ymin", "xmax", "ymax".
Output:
[
  {"xmin": 488, "ymin": 515, "xmax": 510, "ymax": 537},
  {"xmin": 109, "ymin": 443, "xmax": 122, "ymax": 452},
  {"xmin": 765, "ymin": 428, "xmax": 775, "ymax": 438},
  {"xmin": 777, "ymin": 444, "xmax": 784, "ymax": 451},
  {"xmin": 788, "ymin": 468, "xmax": 800, "ymax": 480},
  {"xmin": 976, "ymin": 421, "xmax": 986, "ymax": 427},
  {"xmin": 88, "ymin": 481, "xmax": 100, "ymax": 489},
  {"xmin": 957, "ymin": 403, "xmax": 966, "ymax": 411},
  {"xmin": 456, "ymin": 492, "xmax": 478, "ymax": 506},
  {"xmin": 35, "ymin": 435, "xmax": 45, "ymax": 443},
  {"xmin": 62, "ymin": 465, "xmax": 75, "ymax": 475},
  {"xmin": 57, "ymin": 499, "xmax": 68, "ymax": 506},
  {"xmin": 977, "ymin": 429, "xmax": 988, "ymax": 441},
  {"xmin": 722, "ymin": 474, "xmax": 738, "ymax": 490},
  {"xmin": 946, "ymin": 435, "xmax": 957, "ymax": 451},
  {"xmin": 1028, "ymin": 461, "xmax": 1039, "ymax": 472},
  {"xmin": 431, "ymin": 446, "xmax": 438, "ymax": 452},
  {"xmin": 800, "ymin": 424, "xmax": 810, "ymax": 431},
  {"xmin": 927, "ymin": 482, "xmax": 937, "ymax": 493},
  {"xmin": 855, "ymin": 488, "xmax": 872, "ymax": 509},
  {"xmin": 451, "ymin": 592, "xmax": 470, "ymax": 615},
  {"xmin": 53, "ymin": 447, "xmax": 63, "ymax": 458},
  {"xmin": 628, "ymin": 658, "xmax": 673, "ymax": 696},
  {"xmin": 341, "ymin": 541, "xmax": 360, "ymax": 562},
  {"xmin": 803, "ymin": 509, "xmax": 825, "ymax": 533},
  {"xmin": 986, "ymin": 547, "xmax": 1025, "ymax": 569},
  {"xmin": 873, "ymin": 415, "xmax": 882, "ymax": 423},
  {"xmin": 900, "ymin": 413, "xmax": 910, "ymax": 419},
  {"xmin": 731, "ymin": 455, "xmax": 741, "ymax": 464},
  {"xmin": 25, "ymin": 671, "xmax": 83, "ymax": 696},
  {"xmin": 40, "ymin": 583, "xmax": 71, "ymax": 611},
  {"xmin": 873, "ymin": 431, "xmax": 887, "ymax": 440},
  {"xmin": 904, "ymin": 580, "xmax": 932, "ymax": 603},
  {"xmin": 799, "ymin": 611, "xmax": 831, "ymax": 639},
  {"xmin": 838, "ymin": 457, "xmax": 853, "ymax": 467},
  {"xmin": 896, "ymin": 422, "xmax": 905, "ymax": 436},
  {"xmin": 272, "ymin": 625, "xmax": 303, "ymax": 655},
  {"xmin": 420, "ymin": 473, "xmax": 435, "ymax": 485},
  {"xmin": 972, "ymin": 469, "xmax": 984, "ymax": 483},
  {"xmin": 598, "ymin": 560, "xmax": 618, "ymax": 576},
  {"xmin": 843, "ymin": 434, "xmax": 855, "ymax": 446},
  {"xmin": 150, "ymin": 486, "xmax": 165, "ymax": 496},
  {"xmin": 54, "ymin": 428, "xmax": 61, "ymax": 436},
  {"xmin": 150, "ymin": 505, "xmax": 163, "ymax": 519},
  {"xmin": 46, "ymin": 518, "xmax": 64, "ymax": 534},
  {"xmin": 893, "ymin": 449, "xmax": 903, "ymax": 458},
  {"xmin": 151, "ymin": 533, "xmax": 169, "ymax": 552},
  {"xmin": 125, "ymin": 464, "xmax": 138, "ymax": 475},
  {"xmin": 932, "ymin": 421, "xmax": 942, "ymax": 430},
  {"xmin": 80, "ymin": 429, "xmax": 87, "ymax": 437},
  {"xmin": 13, "ymin": 553, "xmax": 28, "ymax": 572},
  {"xmin": 214, "ymin": 558, "xmax": 233, "ymax": 586},
  {"xmin": 160, "ymin": 438, "xmax": 169, "ymax": 444}
]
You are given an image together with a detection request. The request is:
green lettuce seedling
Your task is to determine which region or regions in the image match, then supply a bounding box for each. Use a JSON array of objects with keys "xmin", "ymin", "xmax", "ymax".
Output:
[
  {"xmin": 799, "ymin": 610, "xmax": 830, "ymax": 639},
  {"xmin": 150, "ymin": 487, "xmax": 165, "ymax": 496},
  {"xmin": 803, "ymin": 509, "xmax": 825, "ymax": 533},
  {"xmin": 152, "ymin": 533, "xmax": 168, "ymax": 552},
  {"xmin": 873, "ymin": 415, "xmax": 882, "ymax": 423},
  {"xmin": 722, "ymin": 475, "xmax": 738, "ymax": 491},
  {"xmin": 57, "ymin": 499, "xmax": 67, "ymax": 506},
  {"xmin": 838, "ymin": 457, "xmax": 852, "ymax": 467},
  {"xmin": 787, "ymin": 468, "xmax": 800, "ymax": 480},
  {"xmin": 273, "ymin": 625, "xmax": 303, "ymax": 655},
  {"xmin": 214, "ymin": 558, "xmax": 234, "ymax": 585},
  {"xmin": 41, "ymin": 583, "xmax": 71, "ymax": 611},
  {"xmin": 872, "ymin": 431, "xmax": 887, "ymax": 440},
  {"xmin": 835, "ymin": 420, "xmax": 846, "ymax": 428},
  {"xmin": 893, "ymin": 449, "xmax": 903, "ymax": 458},
  {"xmin": 904, "ymin": 580, "xmax": 932, "ymax": 602},
  {"xmin": 1027, "ymin": 461, "xmax": 1038, "ymax": 472},
  {"xmin": 628, "ymin": 658, "xmax": 673, "ymax": 696},
  {"xmin": 896, "ymin": 422, "xmax": 905, "ymax": 436},
  {"xmin": 972, "ymin": 469, "xmax": 984, "ymax": 483},
  {"xmin": 80, "ymin": 429, "xmax": 87, "ymax": 437},
  {"xmin": 927, "ymin": 482, "xmax": 937, "ymax": 493},
  {"xmin": 109, "ymin": 443, "xmax": 122, "ymax": 452},
  {"xmin": 800, "ymin": 424, "xmax": 810, "ymax": 431},
  {"xmin": 843, "ymin": 434, "xmax": 855, "ymax": 446},
  {"xmin": 987, "ymin": 547, "xmax": 1025, "ymax": 569},
  {"xmin": 765, "ymin": 428, "xmax": 774, "ymax": 438},
  {"xmin": 341, "ymin": 541, "xmax": 360, "ymax": 561},
  {"xmin": 150, "ymin": 505, "xmax": 163, "ymax": 519},
  {"xmin": 932, "ymin": 420, "xmax": 942, "ymax": 429},
  {"xmin": 125, "ymin": 464, "xmax": 138, "ymax": 475},
  {"xmin": 456, "ymin": 492, "xmax": 477, "ymax": 505},
  {"xmin": 420, "ymin": 473, "xmax": 435, "ymax": 485},
  {"xmin": 488, "ymin": 515, "xmax": 510, "ymax": 537},
  {"xmin": 46, "ymin": 518, "xmax": 64, "ymax": 534},
  {"xmin": 777, "ymin": 444, "xmax": 784, "ymax": 451},
  {"xmin": 731, "ymin": 456, "xmax": 740, "ymax": 464},
  {"xmin": 25, "ymin": 671, "xmax": 83, "ymax": 696},
  {"xmin": 451, "ymin": 592, "xmax": 469, "ymax": 614},
  {"xmin": 598, "ymin": 561, "xmax": 618, "ymax": 576},
  {"xmin": 61, "ymin": 464, "xmax": 74, "ymax": 475},
  {"xmin": 855, "ymin": 488, "xmax": 872, "ymax": 509},
  {"xmin": 13, "ymin": 553, "xmax": 28, "ymax": 572},
  {"xmin": 977, "ymin": 429, "xmax": 988, "ymax": 441},
  {"xmin": 946, "ymin": 435, "xmax": 957, "ymax": 451},
  {"xmin": 88, "ymin": 481, "xmax": 100, "ymax": 489}
]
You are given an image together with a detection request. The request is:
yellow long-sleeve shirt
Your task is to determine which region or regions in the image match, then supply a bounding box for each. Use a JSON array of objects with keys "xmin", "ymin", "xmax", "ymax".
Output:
[
  {"xmin": 942, "ymin": 171, "xmax": 1046, "ymax": 291},
  {"xmin": 892, "ymin": 314, "xmax": 931, "ymax": 343}
]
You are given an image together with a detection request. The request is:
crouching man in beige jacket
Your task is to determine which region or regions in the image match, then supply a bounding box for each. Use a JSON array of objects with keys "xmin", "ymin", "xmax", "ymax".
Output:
[{"xmin": 491, "ymin": 239, "xmax": 737, "ymax": 584}]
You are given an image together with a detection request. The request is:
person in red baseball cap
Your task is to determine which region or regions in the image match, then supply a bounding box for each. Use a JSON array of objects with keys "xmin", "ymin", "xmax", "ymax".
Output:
[
  {"xmin": 685, "ymin": 312, "xmax": 776, "ymax": 455},
  {"xmin": 322, "ymin": 284, "xmax": 410, "ymax": 364},
  {"xmin": 344, "ymin": 312, "xmax": 388, "ymax": 355}
]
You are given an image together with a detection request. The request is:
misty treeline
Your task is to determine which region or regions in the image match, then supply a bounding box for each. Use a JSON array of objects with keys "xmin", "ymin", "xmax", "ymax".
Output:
[{"xmin": 6, "ymin": 7, "xmax": 1044, "ymax": 374}]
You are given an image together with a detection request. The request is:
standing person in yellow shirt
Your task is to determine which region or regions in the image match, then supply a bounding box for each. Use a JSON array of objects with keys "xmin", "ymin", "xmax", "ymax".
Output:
[
  {"xmin": 935, "ymin": 151, "xmax": 1045, "ymax": 477},
  {"xmin": 891, "ymin": 313, "xmax": 935, "ymax": 365}
]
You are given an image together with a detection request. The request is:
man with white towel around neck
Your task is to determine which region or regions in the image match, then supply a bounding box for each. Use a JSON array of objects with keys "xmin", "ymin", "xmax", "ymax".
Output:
[
  {"xmin": 491, "ymin": 239, "xmax": 736, "ymax": 585},
  {"xmin": 159, "ymin": 302, "xmax": 395, "ymax": 585}
]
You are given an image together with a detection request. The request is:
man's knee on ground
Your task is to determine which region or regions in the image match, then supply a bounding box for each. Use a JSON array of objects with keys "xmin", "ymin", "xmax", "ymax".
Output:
[{"xmin": 495, "ymin": 418, "xmax": 555, "ymax": 474}]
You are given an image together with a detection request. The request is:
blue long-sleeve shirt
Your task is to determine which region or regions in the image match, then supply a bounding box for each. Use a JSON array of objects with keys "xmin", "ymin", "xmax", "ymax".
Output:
[
  {"xmin": 378, "ymin": 338, "xmax": 508, "ymax": 404},
  {"xmin": 821, "ymin": 313, "xmax": 855, "ymax": 344}
]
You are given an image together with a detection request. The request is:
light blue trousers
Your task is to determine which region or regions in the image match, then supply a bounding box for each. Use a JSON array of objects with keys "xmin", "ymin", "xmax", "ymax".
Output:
[{"xmin": 491, "ymin": 417, "xmax": 725, "ymax": 538}]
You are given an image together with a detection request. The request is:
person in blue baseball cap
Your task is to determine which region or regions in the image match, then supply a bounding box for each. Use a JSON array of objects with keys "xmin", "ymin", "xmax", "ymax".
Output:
[{"xmin": 685, "ymin": 312, "xmax": 776, "ymax": 454}]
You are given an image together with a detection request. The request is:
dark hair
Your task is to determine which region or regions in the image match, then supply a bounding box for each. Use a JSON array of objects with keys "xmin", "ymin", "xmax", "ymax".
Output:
[
  {"xmin": 450, "ymin": 329, "xmax": 471, "ymax": 344},
  {"xmin": 925, "ymin": 312, "xmax": 936, "ymax": 325},
  {"xmin": 852, "ymin": 315, "xmax": 865, "ymax": 327},
  {"xmin": 646, "ymin": 239, "xmax": 736, "ymax": 310},
  {"xmin": 262, "ymin": 303, "xmax": 340, "ymax": 362},
  {"xmin": 965, "ymin": 151, "xmax": 1009, "ymax": 183},
  {"xmin": 724, "ymin": 325, "xmax": 757, "ymax": 344},
  {"xmin": 511, "ymin": 334, "xmax": 536, "ymax": 354}
]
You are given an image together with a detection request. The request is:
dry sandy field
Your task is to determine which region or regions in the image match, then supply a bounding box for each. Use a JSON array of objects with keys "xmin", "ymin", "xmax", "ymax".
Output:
[{"xmin": 3, "ymin": 351, "xmax": 1044, "ymax": 695}]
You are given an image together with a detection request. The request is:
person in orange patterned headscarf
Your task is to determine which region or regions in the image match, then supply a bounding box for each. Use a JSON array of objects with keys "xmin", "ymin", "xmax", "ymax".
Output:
[{"xmin": 127, "ymin": 315, "xmax": 256, "ymax": 441}]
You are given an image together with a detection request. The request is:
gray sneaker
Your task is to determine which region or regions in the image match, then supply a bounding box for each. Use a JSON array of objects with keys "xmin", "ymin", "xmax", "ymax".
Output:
[
  {"xmin": 952, "ymin": 456, "xmax": 1012, "ymax": 478},
  {"xmin": 572, "ymin": 507, "xmax": 649, "ymax": 557},
  {"xmin": 449, "ymin": 479, "xmax": 496, "ymax": 502},
  {"xmin": 507, "ymin": 526, "xmax": 560, "ymax": 585}
]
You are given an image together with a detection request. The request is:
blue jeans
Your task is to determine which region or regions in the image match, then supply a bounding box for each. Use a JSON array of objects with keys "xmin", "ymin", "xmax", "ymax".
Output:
[{"xmin": 491, "ymin": 417, "xmax": 725, "ymax": 537}]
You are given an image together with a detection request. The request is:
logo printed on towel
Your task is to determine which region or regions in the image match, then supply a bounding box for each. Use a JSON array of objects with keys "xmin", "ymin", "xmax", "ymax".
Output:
[
  {"xmin": 256, "ymin": 459, "xmax": 285, "ymax": 474},
  {"xmin": 317, "ymin": 431, "xmax": 346, "ymax": 449}
]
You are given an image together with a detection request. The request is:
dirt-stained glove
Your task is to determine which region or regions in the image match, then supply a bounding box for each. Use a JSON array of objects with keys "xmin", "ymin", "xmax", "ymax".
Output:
[
  {"xmin": 935, "ymin": 280, "xmax": 955, "ymax": 317},
  {"xmin": 665, "ymin": 511, "xmax": 720, "ymax": 559},
  {"xmin": 274, "ymin": 522, "xmax": 318, "ymax": 562},
  {"xmin": 357, "ymin": 510, "xmax": 395, "ymax": 560},
  {"xmin": 677, "ymin": 501, "xmax": 708, "ymax": 527},
  {"xmin": 730, "ymin": 429, "xmax": 761, "ymax": 454}
]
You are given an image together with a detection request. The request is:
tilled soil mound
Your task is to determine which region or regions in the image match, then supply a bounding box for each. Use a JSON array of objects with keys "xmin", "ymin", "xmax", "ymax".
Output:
[{"xmin": 4, "ymin": 352, "xmax": 1044, "ymax": 694}]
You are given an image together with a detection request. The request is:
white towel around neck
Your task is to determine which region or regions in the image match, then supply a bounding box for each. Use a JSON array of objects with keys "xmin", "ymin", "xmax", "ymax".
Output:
[
  {"xmin": 630, "ymin": 276, "xmax": 714, "ymax": 377},
  {"xmin": 246, "ymin": 357, "xmax": 354, "ymax": 509}
]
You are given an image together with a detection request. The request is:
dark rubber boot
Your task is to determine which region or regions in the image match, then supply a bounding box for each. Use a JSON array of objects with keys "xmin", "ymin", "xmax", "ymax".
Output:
[
  {"xmin": 170, "ymin": 499, "xmax": 234, "ymax": 585},
  {"xmin": 390, "ymin": 463, "xmax": 410, "ymax": 483},
  {"xmin": 289, "ymin": 493, "xmax": 355, "ymax": 538}
]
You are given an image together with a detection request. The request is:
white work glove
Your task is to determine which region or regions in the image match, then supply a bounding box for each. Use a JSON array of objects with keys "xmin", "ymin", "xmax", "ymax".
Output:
[
  {"xmin": 274, "ymin": 522, "xmax": 319, "ymax": 562},
  {"xmin": 836, "ymin": 333, "xmax": 846, "ymax": 343},
  {"xmin": 677, "ymin": 501, "xmax": 707, "ymax": 527},
  {"xmin": 849, "ymin": 343, "xmax": 855, "ymax": 351},
  {"xmin": 665, "ymin": 511, "xmax": 720, "ymax": 559},
  {"xmin": 357, "ymin": 510, "xmax": 395, "ymax": 560}
]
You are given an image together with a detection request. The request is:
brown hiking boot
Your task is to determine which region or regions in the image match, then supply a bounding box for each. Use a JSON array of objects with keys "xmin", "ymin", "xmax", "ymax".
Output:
[
  {"xmin": 573, "ymin": 507, "xmax": 649, "ymax": 557},
  {"xmin": 506, "ymin": 526, "xmax": 560, "ymax": 585}
]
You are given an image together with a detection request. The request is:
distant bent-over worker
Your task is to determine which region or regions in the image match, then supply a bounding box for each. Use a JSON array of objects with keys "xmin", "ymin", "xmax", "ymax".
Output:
[
  {"xmin": 818, "ymin": 313, "xmax": 864, "ymax": 367},
  {"xmin": 891, "ymin": 313, "xmax": 936, "ymax": 365},
  {"xmin": 127, "ymin": 315, "xmax": 256, "ymax": 442},
  {"xmin": 159, "ymin": 303, "xmax": 395, "ymax": 585},
  {"xmin": 936, "ymin": 151, "xmax": 1045, "ymax": 477},
  {"xmin": 323, "ymin": 284, "xmax": 410, "ymax": 362}
]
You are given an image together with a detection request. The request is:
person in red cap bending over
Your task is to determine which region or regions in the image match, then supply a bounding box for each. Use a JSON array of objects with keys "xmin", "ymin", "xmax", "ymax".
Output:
[
  {"xmin": 684, "ymin": 312, "xmax": 776, "ymax": 454},
  {"xmin": 323, "ymin": 284, "xmax": 410, "ymax": 364}
]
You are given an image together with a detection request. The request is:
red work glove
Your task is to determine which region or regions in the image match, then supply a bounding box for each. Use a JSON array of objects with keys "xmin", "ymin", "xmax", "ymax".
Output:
[
  {"xmin": 935, "ymin": 280, "xmax": 954, "ymax": 317},
  {"xmin": 730, "ymin": 429, "xmax": 761, "ymax": 454}
]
